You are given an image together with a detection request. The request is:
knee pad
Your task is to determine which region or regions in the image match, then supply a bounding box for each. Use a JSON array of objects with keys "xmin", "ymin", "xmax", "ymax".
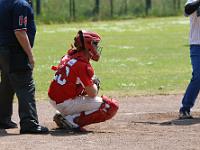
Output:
[
  {"xmin": 74, "ymin": 95, "xmax": 119, "ymax": 127},
  {"xmin": 101, "ymin": 95, "xmax": 119, "ymax": 120}
]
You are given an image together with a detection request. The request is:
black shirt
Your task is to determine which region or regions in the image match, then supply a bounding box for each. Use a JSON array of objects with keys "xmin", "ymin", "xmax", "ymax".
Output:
[{"xmin": 0, "ymin": 0, "xmax": 36, "ymax": 47}]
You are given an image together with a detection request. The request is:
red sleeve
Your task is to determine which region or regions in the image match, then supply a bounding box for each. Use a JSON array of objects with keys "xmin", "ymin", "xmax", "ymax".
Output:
[{"xmin": 77, "ymin": 63, "xmax": 94, "ymax": 87}]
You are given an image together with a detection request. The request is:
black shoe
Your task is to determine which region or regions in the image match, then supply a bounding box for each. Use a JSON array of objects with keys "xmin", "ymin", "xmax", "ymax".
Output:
[
  {"xmin": 0, "ymin": 121, "xmax": 17, "ymax": 129},
  {"xmin": 20, "ymin": 125, "xmax": 49, "ymax": 134},
  {"xmin": 179, "ymin": 109, "xmax": 193, "ymax": 119}
]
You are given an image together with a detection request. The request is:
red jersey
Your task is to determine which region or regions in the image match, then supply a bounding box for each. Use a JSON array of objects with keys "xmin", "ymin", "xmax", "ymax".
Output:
[{"xmin": 48, "ymin": 50, "xmax": 94, "ymax": 104}]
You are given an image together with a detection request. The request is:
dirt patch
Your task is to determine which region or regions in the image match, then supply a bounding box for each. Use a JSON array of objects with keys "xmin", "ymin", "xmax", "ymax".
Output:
[{"xmin": 1, "ymin": 94, "xmax": 200, "ymax": 150}]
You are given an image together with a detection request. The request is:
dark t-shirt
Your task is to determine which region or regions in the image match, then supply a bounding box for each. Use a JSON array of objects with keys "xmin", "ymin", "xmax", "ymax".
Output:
[{"xmin": 0, "ymin": 0, "xmax": 36, "ymax": 47}]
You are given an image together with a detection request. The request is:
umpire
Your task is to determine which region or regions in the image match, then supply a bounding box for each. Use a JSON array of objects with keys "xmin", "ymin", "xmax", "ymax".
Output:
[{"xmin": 0, "ymin": 0, "xmax": 49, "ymax": 134}]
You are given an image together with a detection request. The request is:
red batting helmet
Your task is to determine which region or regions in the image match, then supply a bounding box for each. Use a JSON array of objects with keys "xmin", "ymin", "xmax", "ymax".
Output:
[{"xmin": 74, "ymin": 30, "xmax": 102, "ymax": 61}]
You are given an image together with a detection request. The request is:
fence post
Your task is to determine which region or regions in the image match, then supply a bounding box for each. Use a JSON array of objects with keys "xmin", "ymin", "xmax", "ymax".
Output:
[
  {"xmin": 124, "ymin": 0, "xmax": 128, "ymax": 15},
  {"xmin": 69, "ymin": 0, "xmax": 72, "ymax": 19},
  {"xmin": 177, "ymin": 0, "xmax": 181, "ymax": 9},
  {"xmin": 36, "ymin": 0, "xmax": 41, "ymax": 15},
  {"xmin": 145, "ymin": 0, "xmax": 151, "ymax": 16},
  {"xmin": 173, "ymin": 0, "xmax": 176, "ymax": 11},
  {"xmin": 110, "ymin": 0, "xmax": 113, "ymax": 18},
  {"xmin": 72, "ymin": 0, "xmax": 76, "ymax": 20},
  {"xmin": 94, "ymin": 0, "xmax": 100, "ymax": 16},
  {"xmin": 69, "ymin": 0, "xmax": 75, "ymax": 21}
]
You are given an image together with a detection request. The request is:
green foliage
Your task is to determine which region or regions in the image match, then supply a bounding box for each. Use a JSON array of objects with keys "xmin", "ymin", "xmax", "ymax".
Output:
[
  {"xmin": 33, "ymin": 16, "xmax": 191, "ymax": 99},
  {"xmin": 33, "ymin": 0, "xmax": 186, "ymax": 23},
  {"xmin": 151, "ymin": 0, "xmax": 184, "ymax": 16}
]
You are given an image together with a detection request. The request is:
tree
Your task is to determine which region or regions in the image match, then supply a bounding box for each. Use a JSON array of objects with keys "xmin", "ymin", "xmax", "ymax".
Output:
[{"xmin": 145, "ymin": 0, "xmax": 151, "ymax": 16}]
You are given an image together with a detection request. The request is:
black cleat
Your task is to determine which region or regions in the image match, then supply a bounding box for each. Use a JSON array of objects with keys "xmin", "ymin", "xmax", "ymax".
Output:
[
  {"xmin": 20, "ymin": 125, "xmax": 49, "ymax": 134},
  {"xmin": 179, "ymin": 110, "xmax": 193, "ymax": 119}
]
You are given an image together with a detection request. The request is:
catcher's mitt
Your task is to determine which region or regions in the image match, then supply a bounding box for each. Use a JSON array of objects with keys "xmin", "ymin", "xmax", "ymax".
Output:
[{"xmin": 92, "ymin": 75, "xmax": 100, "ymax": 91}]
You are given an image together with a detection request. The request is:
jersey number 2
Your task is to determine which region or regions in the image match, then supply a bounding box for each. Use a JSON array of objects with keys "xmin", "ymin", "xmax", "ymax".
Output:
[
  {"xmin": 54, "ymin": 74, "xmax": 66, "ymax": 85},
  {"xmin": 54, "ymin": 66, "xmax": 70, "ymax": 85}
]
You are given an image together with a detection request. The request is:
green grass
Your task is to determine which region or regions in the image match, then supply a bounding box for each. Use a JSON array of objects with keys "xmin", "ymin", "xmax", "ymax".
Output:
[{"xmin": 33, "ymin": 16, "xmax": 191, "ymax": 100}]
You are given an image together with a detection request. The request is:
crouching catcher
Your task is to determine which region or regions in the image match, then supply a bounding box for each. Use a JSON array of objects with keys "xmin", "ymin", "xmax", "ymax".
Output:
[{"xmin": 48, "ymin": 30, "xmax": 119, "ymax": 132}]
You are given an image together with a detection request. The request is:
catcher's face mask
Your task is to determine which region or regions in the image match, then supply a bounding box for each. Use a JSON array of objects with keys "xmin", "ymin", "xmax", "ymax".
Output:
[
  {"xmin": 91, "ymin": 40, "xmax": 103, "ymax": 61},
  {"xmin": 74, "ymin": 30, "xmax": 103, "ymax": 61}
]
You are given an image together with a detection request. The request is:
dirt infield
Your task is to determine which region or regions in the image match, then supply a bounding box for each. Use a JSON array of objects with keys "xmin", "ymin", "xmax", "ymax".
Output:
[{"xmin": 1, "ymin": 94, "xmax": 200, "ymax": 150}]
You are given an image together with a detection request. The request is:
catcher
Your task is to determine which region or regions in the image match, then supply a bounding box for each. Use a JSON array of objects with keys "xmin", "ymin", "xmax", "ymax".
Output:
[{"xmin": 48, "ymin": 30, "xmax": 119, "ymax": 132}]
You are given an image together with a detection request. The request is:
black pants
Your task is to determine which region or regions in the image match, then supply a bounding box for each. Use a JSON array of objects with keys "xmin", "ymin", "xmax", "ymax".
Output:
[{"xmin": 0, "ymin": 46, "xmax": 39, "ymax": 129}]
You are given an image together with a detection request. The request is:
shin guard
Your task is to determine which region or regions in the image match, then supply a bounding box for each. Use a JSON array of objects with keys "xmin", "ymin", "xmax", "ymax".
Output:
[{"xmin": 74, "ymin": 95, "xmax": 119, "ymax": 127}]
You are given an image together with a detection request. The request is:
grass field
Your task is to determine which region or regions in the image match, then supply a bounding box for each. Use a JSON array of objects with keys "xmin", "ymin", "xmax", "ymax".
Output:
[{"xmin": 33, "ymin": 16, "xmax": 191, "ymax": 100}]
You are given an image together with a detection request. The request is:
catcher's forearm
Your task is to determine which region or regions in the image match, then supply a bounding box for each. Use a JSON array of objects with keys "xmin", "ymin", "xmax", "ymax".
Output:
[
  {"xmin": 85, "ymin": 84, "xmax": 98, "ymax": 97},
  {"xmin": 185, "ymin": 0, "xmax": 200, "ymax": 15}
]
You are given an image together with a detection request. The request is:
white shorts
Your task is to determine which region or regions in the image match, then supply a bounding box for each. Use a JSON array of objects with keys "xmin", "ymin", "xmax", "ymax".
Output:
[{"xmin": 49, "ymin": 96, "xmax": 103, "ymax": 116}]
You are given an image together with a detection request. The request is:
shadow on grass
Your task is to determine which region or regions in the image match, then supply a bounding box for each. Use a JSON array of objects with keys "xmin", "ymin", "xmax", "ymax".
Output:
[{"xmin": 132, "ymin": 117, "xmax": 200, "ymax": 126}]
